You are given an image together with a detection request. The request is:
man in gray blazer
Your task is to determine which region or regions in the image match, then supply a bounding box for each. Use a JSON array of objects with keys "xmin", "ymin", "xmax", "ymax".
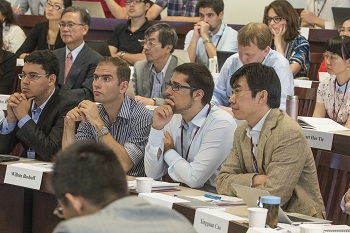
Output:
[
  {"xmin": 54, "ymin": 6, "xmax": 102, "ymax": 101},
  {"xmin": 133, "ymin": 23, "xmax": 181, "ymax": 106},
  {"xmin": 52, "ymin": 141, "xmax": 196, "ymax": 233}
]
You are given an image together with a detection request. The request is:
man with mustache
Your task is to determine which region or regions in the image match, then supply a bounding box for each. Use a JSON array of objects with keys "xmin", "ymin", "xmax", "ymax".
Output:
[{"xmin": 144, "ymin": 63, "xmax": 236, "ymax": 192}]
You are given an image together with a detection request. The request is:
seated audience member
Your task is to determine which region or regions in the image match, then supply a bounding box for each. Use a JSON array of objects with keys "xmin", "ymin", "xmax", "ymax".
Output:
[
  {"xmin": 16, "ymin": 0, "xmax": 72, "ymax": 59},
  {"xmin": 144, "ymin": 63, "xmax": 236, "ymax": 193},
  {"xmin": 13, "ymin": 0, "xmax": 46, "ymax": 15},
  {"xmin": 313, "ymin": 36, "xmax": 350, "ymax": 128},
  {"xmin": 54, "ymin": 6, "xmax": 103, "ymax": 101},
  {"xmin": 216, "ymin": 63, "xmax": 326, "ymax": 218},
  {"xmin": 133, "ymin": 23, "xmax": 180, "ymax": 106},
  {"xmin": 184, "ymin": 0, "xmax": 237, "ymax": 67},
  {"xmin": 51, "ymin": 142, "xmax": 196, "ymax": 233},
  {"xmin": 0, "ymin": 50, "xmax": 80, "ymax": 161},
  {"xmin": 0, "ymin": 23, "xmax": 16, "ymax": 95},
  {"xmin": 0, "ymin": 0, "xmax": 26, "ymax": 53},
  {"xmin": 62, "ymin": 57, "xmax": 152, "ymax": 177},
  {"xmin": 301, "ymin": 0, "xmax": 350, "ymax": 29},
  {"xmin": 108, "ymin": 0, "xmax": 151, "ymax": 65},
  {"xmin": 212, "ymin": 23, "xmax": 294, "ymax": 112},
  {"xmin": 263, "ymin": 0, "xmax": 309, "ymax": 78},
  {"xmin": 74, "ymin": 0, "xmax": 126, "ymax": 18},
  {"xmin": 341, "ymin": 189, "xmax": 350, "ymax": 214},
  {"xmin": 146, "ymin": 0, "xmax": 199, "ymax": 21}
]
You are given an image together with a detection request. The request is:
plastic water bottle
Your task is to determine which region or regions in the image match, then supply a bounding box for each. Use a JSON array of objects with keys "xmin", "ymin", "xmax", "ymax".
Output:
[{"xmin": 209, "ymin": 56, "xmax": 218, "ymax": 73}]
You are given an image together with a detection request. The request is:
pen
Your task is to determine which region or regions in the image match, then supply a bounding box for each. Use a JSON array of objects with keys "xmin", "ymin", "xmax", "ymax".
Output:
[{"xmin": 204, "ymin": 193, "xmax": 222, "ymax": 200}]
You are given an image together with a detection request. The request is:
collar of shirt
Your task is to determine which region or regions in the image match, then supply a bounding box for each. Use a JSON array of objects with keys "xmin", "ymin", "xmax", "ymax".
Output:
[
  {"xmin": 126, "ymin": 18, "xmax": 150, "ymax": 33},
  {"xmin": 180, "ymin": 104, "xmax": 210, "ymax": 130},
  {"xmin": 335, "ymin": 79, "xmax": 350, "ymax": 94},
  {"xmin": 245, "ymin": 109, "xmax": 271, "ymax": 145},
  {"xmin": 150, "ymin": 54, "xmax": 173, "ymax": 77},
  {"xmin": 261, "ymin": 47, "xmax": 272, "ymax": 64},
  {"xmin": 210, "ymin": 22, "xmax": 226, "ymax": 38},
  {"xmin": 65, "ymin": 41, "xmax": 85, "ymax": 64},
  {"xmin": 98, "ymin": 95, "xmax": 132, "ymax": 126},
  {"xmin": 31, "ymin": 87, "xmax": 56, "ymax": 112}
]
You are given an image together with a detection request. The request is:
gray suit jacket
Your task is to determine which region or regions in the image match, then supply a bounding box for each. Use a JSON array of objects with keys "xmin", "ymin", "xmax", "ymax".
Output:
[
  {"xmin": 52, "ymin": 196, "xmax": 196, "ymax": 233},
  {"xmin": 216, "ymin": 109, "xmax": 326, "ymax": 218},
  {"xmin": 132, "ymin": 55, "xmax": 181, "ymax": 106},
  {"xmin": 54, "ymin": 44, "xmax": 103, "ymax": 101}
]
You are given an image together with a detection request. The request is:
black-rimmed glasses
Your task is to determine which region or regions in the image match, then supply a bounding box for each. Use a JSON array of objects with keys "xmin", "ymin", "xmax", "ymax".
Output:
[
  {"xmin": 45, "ymin": 1, "xmax": 63, "ymax": 10},
  {"xmin": 266, "ymin": 16, "xmax": 284, "ymax": 23},
  {"xmin": 125, "ymin": 0, "xmax": 145, "ymax": 5},
  {"xmin": 165, "ymin": 82, "xmax": 198, "ymax": 92}
]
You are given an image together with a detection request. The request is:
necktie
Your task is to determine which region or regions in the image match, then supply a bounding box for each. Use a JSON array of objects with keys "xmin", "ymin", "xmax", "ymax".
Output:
[
  {"xmin": 64, "ymin": 52, "xmax": 73, "ymax": 83},
  {"xmin": 250, "ymin": 137, "xmax": 258, "ymax": 173},
  {"xmin": 32, "ymin": 106, "xmax": 42, "ymax": 123}
]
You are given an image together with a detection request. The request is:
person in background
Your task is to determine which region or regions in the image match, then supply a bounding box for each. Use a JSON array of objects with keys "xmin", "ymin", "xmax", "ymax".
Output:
[
  {"xmin": 313, "ymin": 36, "xmax": 350, "ymax": 128},
  {"xmin": 184, "ymin": 0, "xmax": 237, "ymax": 67},
  {"xmin": 341, "ymin": 189, "xmax": 350, "ymax": 214},
  {"xmin": 0, "ymin": 0, "xmax": 26, "ymax": 53},
  {"xmin": 108, "ymin": 0, "xmax": 151, "ymax": 65},
  {"xmin": 263, "ymin": 0, "xmax": 310, "ymax": 78},
  {"xmin": 51, "ymin": 141, "xmax": 196, "ymax": 233},
  {"xmin": 16, "ymin": 0, "xmax": 72, "ymax": 59},
  {"xmin": 74, "ymin": 0, "xmax": 126, "ymax": 19},
  {"xmin": 0, "ymin": 22, "xmax": 16, "ymax": 95},
  {"xmin": 301, "ymin": 0, "xmax": 350, "ymax": 29},
  {"xmin": 13, "ymin": 0, "xmax": 46, "ymax": 15}
]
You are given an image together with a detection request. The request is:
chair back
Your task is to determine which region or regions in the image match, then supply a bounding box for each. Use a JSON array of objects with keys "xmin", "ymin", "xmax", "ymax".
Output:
[
  {"xmin": 86, "ymin": 41, "xmax": 111, "ymax": 57},
  {"xmin": 315, "ymin": 150, "xmax": 350, "ymax": 224},
  {"xmin": 308, "ymin": 53, "xmax": 324, "ymax": 81},
  {"xmin": 294, "ymin": 87, "xmax": 318, "ymax": 117}
]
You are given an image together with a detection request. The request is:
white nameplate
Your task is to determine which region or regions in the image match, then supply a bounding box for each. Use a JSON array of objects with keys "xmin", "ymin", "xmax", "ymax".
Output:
[
  {"xmin": 138, "ymin": 193, "xmax": 189, "ymax": 209},
  {"xmin": 0, "ymin": 94, "xmax": 9, "ymax": 110},
  {"xmin": 294, "ymin": 79, "xmax": 312, "ymax": 88},
  {"xmin": 247, "ymin": 228, "xmax": 279, "ymax": 233},
  {"xmin": 4, "ymin": 163, "xmax": 51, "ymax": 190},
  {"xmin": 194, "ymin": 208, "xmax": 246, "ymax": 233},
  {"xmin": 303, "ymin": 129, "xmax": 333, "ymax": 150}
]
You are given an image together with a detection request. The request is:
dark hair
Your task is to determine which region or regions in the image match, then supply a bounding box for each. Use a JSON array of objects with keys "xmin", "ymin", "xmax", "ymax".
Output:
[
  {"xmin": 97, "ymin": 56, "xmax": 131, "ymax": 83},
  {"xmin": 173, "ymin": 63, "xmax": 214, "ymax": 105},
  {"xmin": 263, "ymin": 0, "xmax": 300, "ymax": 43},
  {"xmin": 145, "ymin": 23, "xmax": 178, "ymax": 53},
  {"xmin": 230, "ymin": 63, "xmax": 281, "ymax": 108},
  {"xmin": 325, "ymin": 36, "xmax": 350, "ymax": 60},
  {"xmin": 238, "ymin": 23, "xmax": 272, "ymax": 50},
  {"xmin": 0, "ymin": 0, "xmax": 15, "ymax": 26},
  {"xmin": 196, "ymin": 0, "xmax": 224, "ymax": 15},
  {"xmin": 62, "ymin": 6, "xmax": 91, "ymax": 26},
  {"xmin": 51, "ymin": 142, "xmax": 128, "ymax": 207},
  {"xmin": 24, "ymin": 50, "xmax": 60, "ymax": 84},
  {"xmin": 62, "ymin": 0, "xmax": 73, "ymax": 8}
]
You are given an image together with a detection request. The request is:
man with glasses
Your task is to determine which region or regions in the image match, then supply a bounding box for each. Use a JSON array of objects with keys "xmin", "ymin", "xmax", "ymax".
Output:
[
  {"xmin": 144, "ymin": 63, "xmax": 236, "ymax": 192},
  {"xmin": 133, "ymin": 23, "xmax": 181, "ymax": 106},
  {"xmin": 216, "ymin": 63, "xmax": 326, "ymax": 218},
  {"xmin": 51, "ymin": 142, "xmax": 196, "ymax": 233},
  {"xmin": 0, "ymin": 50, "xmax": 80, "ymax": 161},
  {"xmin": 108, "ymin": 0, "xmax": 152, "ymax": 65},
  {"xmin": 184, "ymin": 0, "xmax": 237, "ymax": 67},
  {"xmin": 212, "ymin": 22, "xmax": 293, "ymax": 113},
  {"xmin": 54, "ymin": 6, "xmax": 103, "ymax": 101},
  {"xmin": 62, "ymin": 57, "xmax": 152, "ymax": 177}
]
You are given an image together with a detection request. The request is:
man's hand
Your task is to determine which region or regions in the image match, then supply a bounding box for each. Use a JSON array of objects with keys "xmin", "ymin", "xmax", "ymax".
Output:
[
  {"xmin": 252, "ymin": 174, "xmax": 266, "ymax": 187},
  {"xmin": 7, "ymin": 93, "xmax": 33, "ymax": 120},
  {"xmin": 152, "ymin": 100, "xmax": 174, "ymax": 130},
  {"xmin": 163, "ymin": 130, "xmax": 174, "ymax": 153},
  {"xmin": 300, "ymin": 10, "xmax": 316, "ymax": 25},
  {"xmin": 135, "ymin": 96, "xmax": 155, "ymax": 106},
  {"xmin": 345, "ymin": 189, "xmax": 350, "ymax": 214},
  {"xmin": 195, "ymin": 21, "xmax": 210, "ymax": 39},
  {"xmin": 77, "ymin": 101, "xmax": 104, "ymax": 128}
]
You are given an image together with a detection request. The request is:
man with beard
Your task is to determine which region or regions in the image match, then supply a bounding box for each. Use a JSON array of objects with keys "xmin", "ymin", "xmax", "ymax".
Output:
[
  {"xmin": 144, "ymin": 63, "xmax": 236, "ymax": 192},
  {"xmin": 62, "ymin": 57, "xmax": 152, "ymax": 177},
  {"xmin": 184, "ymin": 0, "xmax": 237, "ymax": 67}
]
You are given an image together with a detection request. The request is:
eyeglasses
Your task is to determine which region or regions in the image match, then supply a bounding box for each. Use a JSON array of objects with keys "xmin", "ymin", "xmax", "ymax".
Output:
[
  {"xmin": 230, "ymin": 88, "xmax": 253, "ymax": 98},
  {"xmin": 53, "ymin": 205, "xmax": 64, "ymax": 219},
  {"xmin": 138, "ymin": 39, "xmax": 161, "ymax": 48},
  {"xmin": 125, "ymin": 0, "xmax": 145, "ymax": 5},
  {"xmin": 58, "ymin": 22, "xmax": 86, "ymax": 29},
  {"xmin": 45, "ymin": 1, "xmax": 63, "ymax": 10},
  {"xmin": 338, "ymin": 28, "xmax": 350, "ymax": 34},
  {"xmin": 18, "ymin": 73, "xmax": 49, "ymax": 81},
  {"xmin": 266, "ymin": 16, "xmax": 284, "ymax": 23},
  {"xmin": 165, "ymin": 82, "xmax": 198, "ymax": 92}
]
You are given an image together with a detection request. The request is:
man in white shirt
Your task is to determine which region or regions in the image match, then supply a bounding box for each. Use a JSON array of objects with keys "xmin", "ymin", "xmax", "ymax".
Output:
[
  {"xmin": 212, "ymin": 23, "xmax": 294, "ymax": 112},
  {"xmin": 144, "ymin": 63, "xmax": 236, "ymax": 192},
  {"xmin": 184, "ymin": 0, "xmax": 237, "ymax": 67}
]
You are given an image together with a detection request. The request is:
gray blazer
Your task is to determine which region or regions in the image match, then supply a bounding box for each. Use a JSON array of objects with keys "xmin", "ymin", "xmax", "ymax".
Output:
[
  {"xmin": 132, "ymin": 55, "xmax": 181, "ymax": 106},
  {"xmin": 54, "ymin": 44, "xmax": 103, "ymax": 101}
]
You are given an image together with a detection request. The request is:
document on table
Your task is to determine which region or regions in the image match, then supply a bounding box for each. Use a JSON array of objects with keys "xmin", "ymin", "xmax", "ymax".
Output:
[
  {"xmin": 127, "ymin": 180, "xmax": 180, "ymax": 191},
  {"xmin": 298, "ymin": 117, "xmax": 350, "ymax": 132}
]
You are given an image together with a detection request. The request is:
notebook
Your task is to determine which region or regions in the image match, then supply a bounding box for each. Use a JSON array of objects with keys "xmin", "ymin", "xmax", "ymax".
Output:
[
  {"xmin": 217, "ymin": 51, "xmax": 236, "ymax": 72},
  {"xmin": 332, "ymin": 7, "xmax": 350, "ymax": 29},
  {"xmin": 72, "ymin": 1, "xmax": 105, "ymax": 18},
  {"xmin": 231, "ymin": 183, "xmax": 331, "ymax": 225}
]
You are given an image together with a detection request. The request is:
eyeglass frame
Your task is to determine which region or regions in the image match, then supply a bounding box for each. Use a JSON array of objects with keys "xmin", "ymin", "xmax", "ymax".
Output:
[
  {"xmin": 53, "ymin": 205, "xmax": 64, "ymax": 219},
  {"xmin": 165, "ymin": 81, "xmax": 199, "ymax": 92},
  {"xmin": 266, "ymin": 16, "xmax": 284, "ymax": 23},
  {"xmin": 138, "ymin": 39, "xmax": 162, "ymax": 48},
  {"xmin": 58, "ymin": 22, "xmax": 86, "ymax": 29},
  {"xmin": 45, "ymin": 1, "xmax": 64, "ymax": 11},
  {"xmin": 18, "ymin": 72, "xmax": 49, "ymax": 81},
  {"xmin": 230, "ymin": 87, "xmax": 262, "ymax": 98},
  {"xmin": 125, "ymin": 0, "xmax": 145, "ymax": 5}
]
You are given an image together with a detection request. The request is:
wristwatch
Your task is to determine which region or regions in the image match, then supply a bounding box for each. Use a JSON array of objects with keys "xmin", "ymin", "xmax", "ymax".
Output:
[
  {"xmin": 98, "ymin": 126, "xmax": 109, "ymax": 137},
  {"xmin": 120, "ymin": 51, "xmax": 126, "ymax": 58},
  {"xmin": 203, "ymin": 38, "xmax": 212, "ymax": 44}
]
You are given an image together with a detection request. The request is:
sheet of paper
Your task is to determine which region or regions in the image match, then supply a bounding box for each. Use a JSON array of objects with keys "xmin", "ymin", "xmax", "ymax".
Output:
[
  {"xmin": 139, "ymin": 193, "xmax": 189, "ymax": 209},
  {"xmin": 128, "ymin": 180, "xmax": 180, "ymax": 190},
  {"xmin": 298, "ymin": 117, "xmax": 350, "ymax": 132}
]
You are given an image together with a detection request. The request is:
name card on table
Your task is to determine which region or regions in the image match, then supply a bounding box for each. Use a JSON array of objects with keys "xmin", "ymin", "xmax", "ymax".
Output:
[
  {"xmin": 4, "ymin": 163, "xmax": 52, "ymax": 190},
  {"xmin": 0, "ymin": 94, "xmax": 9, "ymax": 110},
  {"xmin": 303, "ymin": 129, "xmax": 333, "ymax": 150},
  {"xmin": 194, "ymin": 208, "xmax": 246, "ymax": 233}
]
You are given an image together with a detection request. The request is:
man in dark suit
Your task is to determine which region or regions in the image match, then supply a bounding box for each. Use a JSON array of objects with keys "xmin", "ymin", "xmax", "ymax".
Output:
[
  {"xmin": 133, "ymin": 23, "xmax": 181, "ymax": 106},
  {"xmin": 54, "ymin": 6, "xmax": 102, "ymax": 101},
  {"xmin": 0, "ymin": 50, "xmax": 80, "ymax": 161}
]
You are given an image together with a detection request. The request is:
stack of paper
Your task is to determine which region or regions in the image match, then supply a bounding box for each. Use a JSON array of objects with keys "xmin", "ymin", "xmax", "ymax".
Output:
[
  {"xmin": 127, "ymin": 180, "xmax": 180, "ymax": 191},
  {"xmin": 298, "ymin": 117, "xmax": 350, "ymax": 132}
]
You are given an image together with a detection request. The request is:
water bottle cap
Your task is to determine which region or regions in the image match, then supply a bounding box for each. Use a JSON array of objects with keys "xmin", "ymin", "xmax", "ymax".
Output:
[
  {"xmin": 287, "ymin": 95, "xmax": 298, "ymax": 100},
  {"xmin": 261, "ymin": 196, "xmax": 281, "ymax": 204}
]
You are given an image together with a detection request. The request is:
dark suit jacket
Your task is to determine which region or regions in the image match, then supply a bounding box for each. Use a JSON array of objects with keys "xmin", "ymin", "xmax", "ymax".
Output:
[
  {"xmin": 0, "ymin": 86, "xmax": 80, "ymax": 161},
  {"xmin": 132, "ymin": 55, "xmax": 181, "ymax": 105},
  {"xmin": 54, "ymin": 44, "xmax": 103, "ymax": 101},
  {"xmin": 16, "ymin": 20, "xmax": 65, "ymax": 57},
  {"xmin": 0, "ymin": 51, "xmax": 16, "ymax": 94}
]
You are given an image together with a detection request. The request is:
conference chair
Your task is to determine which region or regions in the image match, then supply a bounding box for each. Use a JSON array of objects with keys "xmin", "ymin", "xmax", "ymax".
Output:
[
  {"xmin": 294, "ymin": 86, "xmax": 318, "ymax": 117},
  {"xmin": 308, "ymin": 53, "xmax": 324, "ymax": 81}
]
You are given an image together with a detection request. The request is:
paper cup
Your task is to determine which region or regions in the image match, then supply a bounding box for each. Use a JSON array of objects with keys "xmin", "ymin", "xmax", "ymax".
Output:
[
  {"xmin": 300, "ymin": 224, "xmax": 324, "ymax": 233},
  {"xmin": 248, "ymin": 207, "xmax": 268, "ymax": 228},
  {"xmin": 136, "ymin": 177, "xmax": 153, "ymax": 193}
]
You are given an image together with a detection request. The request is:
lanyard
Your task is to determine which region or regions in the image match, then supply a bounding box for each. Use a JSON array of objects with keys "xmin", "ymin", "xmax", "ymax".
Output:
[
  {"xmin": 180, "ymin": 105, "xmax": 211, "ymax": 161},
  {"xmin": 333, "ymin": 79, "xmax": 349, "ymax": 121},
  {"xmin": 313, "ymin": 0, "xmax": 327, "ymax": 18}
]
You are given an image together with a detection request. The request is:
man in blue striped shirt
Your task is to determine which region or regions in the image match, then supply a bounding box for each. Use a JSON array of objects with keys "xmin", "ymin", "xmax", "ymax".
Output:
[{"xmin": 62, "ymin": 57, "xmax": 152, "ymax": 176}]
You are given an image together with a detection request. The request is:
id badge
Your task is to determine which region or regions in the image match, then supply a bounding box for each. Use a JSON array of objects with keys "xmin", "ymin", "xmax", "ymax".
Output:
[{"xmin": 27, "ymin": 148, "xmax": 35, "ymax": 159}]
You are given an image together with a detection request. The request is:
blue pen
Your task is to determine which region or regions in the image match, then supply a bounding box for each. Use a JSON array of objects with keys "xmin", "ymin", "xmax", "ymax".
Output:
[{"xmin": 204, "ymin": 193, "xmax": 222, "ymax": 200}]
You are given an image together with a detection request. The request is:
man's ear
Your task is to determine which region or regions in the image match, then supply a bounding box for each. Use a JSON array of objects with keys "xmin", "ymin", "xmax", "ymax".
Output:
[
  {"xmin": 258, "ymin": 90, "xmax": 268, "ymax": 104},
  {"xmin": 65, "ymin": 193, "xmax": 84, "ymax": 215},
  {"xmin": 119, "ymin": 81, "xmax": 129, "ymax": 94},
  {"xmin": 193, "ymin": 89, "xmax": 204, "ymax": 101},
  {"xmin": 48, "ymin": 74, "xmax": 56, "ymax": 86}
]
